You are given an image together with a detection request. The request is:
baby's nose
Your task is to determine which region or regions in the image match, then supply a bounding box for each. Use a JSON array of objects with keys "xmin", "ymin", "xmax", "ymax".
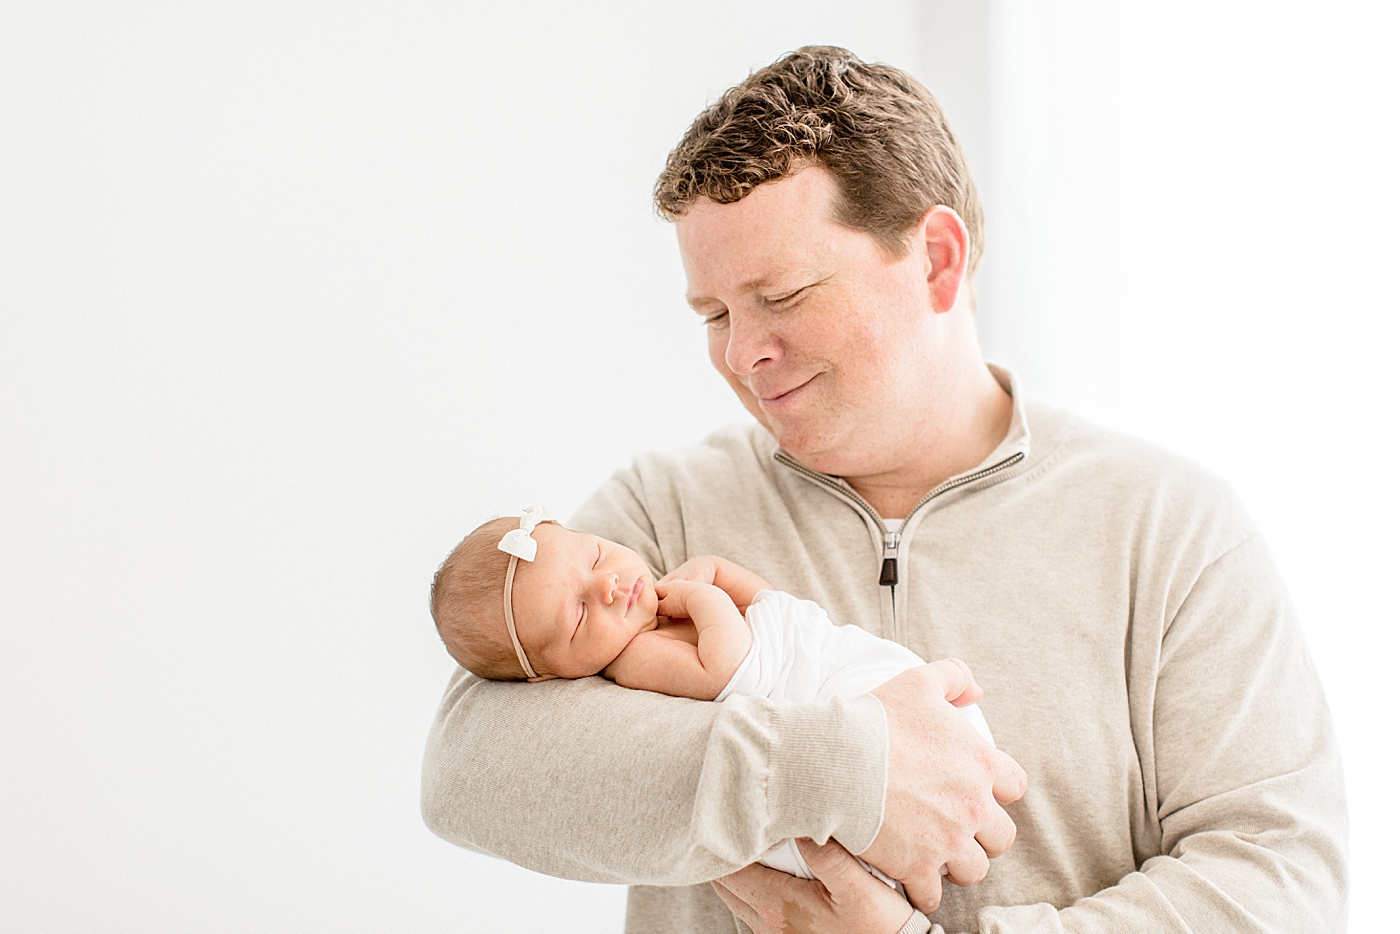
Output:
[{"xmin": 599, "ymin": 572, "xmax": 621, "ymax": 604}]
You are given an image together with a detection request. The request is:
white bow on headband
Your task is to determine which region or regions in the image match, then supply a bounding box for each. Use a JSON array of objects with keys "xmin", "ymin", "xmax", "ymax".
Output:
[
  {"xmin": 497, "ymin": 505, "xmax": 554, "ymax": 562},
  {"xmin": 497, "ymin": 505, "xmax": 556, "ymax": 681}
]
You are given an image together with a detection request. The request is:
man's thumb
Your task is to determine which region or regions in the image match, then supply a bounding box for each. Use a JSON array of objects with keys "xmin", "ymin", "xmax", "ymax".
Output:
[
  {"xmin": 927, "ymin": 657, "xmax": 983, "ymax": 706},
  {"xmin": 795, "ymin": 837, "xmax": 863, "ymax": 891}
]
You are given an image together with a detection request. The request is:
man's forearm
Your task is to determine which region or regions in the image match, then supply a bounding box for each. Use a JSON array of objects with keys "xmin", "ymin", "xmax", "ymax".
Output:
[
  {"xmin": 960, "ymin": 814, "xmax": 1346, "ymax": 933},
  {"xmin": 420, "ymin": 666, "xmax": 889, "ymax": 885},
  {"xmin": 945, "ymin": 537, "xmax": 1348, "ymax": 933}
]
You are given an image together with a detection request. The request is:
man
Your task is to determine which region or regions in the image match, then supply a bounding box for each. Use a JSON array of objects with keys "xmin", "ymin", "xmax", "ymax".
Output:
[{"xmin": 422, "ymin": 47, "xmax": 1346, "ymax": 933}]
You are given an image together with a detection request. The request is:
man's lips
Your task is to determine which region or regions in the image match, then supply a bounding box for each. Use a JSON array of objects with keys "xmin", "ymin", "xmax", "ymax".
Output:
[{"xmin": 755, "ymin": 374, "xmax": 818, "ymax": 408}]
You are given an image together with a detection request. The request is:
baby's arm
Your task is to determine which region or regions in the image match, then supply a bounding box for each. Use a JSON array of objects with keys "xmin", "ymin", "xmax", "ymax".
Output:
[
  {"xmin": 658, "ymin": 555, "xmax": 772, "ymax": 615},
  {"xmin": 604, "ymin": 580, "xmax": 753, "ymax": 700}
]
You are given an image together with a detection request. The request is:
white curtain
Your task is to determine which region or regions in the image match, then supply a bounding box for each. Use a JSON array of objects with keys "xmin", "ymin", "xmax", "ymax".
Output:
[{"xmin": 945, "ymin": 5, "xmax": 1398, "ymax": 929}]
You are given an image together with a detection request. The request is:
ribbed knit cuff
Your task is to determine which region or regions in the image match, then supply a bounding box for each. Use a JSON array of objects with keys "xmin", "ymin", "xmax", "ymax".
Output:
[
  {"xmin": 764, "ymin": 693, "xmax": 888, "ymax": 852},
  {"xmin": 896, "ymin": 908, "xmax": 933, "ymax": 934}
]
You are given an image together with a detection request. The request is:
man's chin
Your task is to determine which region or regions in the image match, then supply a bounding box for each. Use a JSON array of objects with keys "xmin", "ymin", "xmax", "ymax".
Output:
[
  {"xmin": 764, "ymin": 422, "xmax": 839, "ymax": 466},
  {"xmin": 739, "ymin": 399, "xmax": 842, "ymax": 467}
]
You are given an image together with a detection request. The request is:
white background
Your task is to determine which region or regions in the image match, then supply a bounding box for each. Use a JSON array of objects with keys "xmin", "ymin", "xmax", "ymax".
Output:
[{"xmin": 2, "ymin": 2, "xmax": 1394, "ymax": 931}]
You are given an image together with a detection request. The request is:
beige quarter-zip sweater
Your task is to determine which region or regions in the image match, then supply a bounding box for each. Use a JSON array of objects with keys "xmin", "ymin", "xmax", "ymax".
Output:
[{"xmin": 421, "ymin": 375, "xmax": 1347, "ymax": 933}]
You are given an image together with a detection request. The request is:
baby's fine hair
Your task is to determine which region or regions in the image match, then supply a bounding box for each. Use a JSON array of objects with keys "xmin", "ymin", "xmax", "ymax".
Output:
[{"xmin": 430, "ymin": 516, "xmax": 529, "ymax": 681}]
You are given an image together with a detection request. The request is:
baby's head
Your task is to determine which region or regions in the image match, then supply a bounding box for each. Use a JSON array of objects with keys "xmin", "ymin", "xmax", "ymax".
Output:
[{"xmin": 430, "ymin": 514, "xmax": 661, "ymax": 681}]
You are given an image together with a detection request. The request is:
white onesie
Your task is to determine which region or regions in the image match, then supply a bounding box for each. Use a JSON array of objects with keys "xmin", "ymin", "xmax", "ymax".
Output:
[{"xmin": 715, "ymin": 589, "xmax": 995, "ymax": 884}]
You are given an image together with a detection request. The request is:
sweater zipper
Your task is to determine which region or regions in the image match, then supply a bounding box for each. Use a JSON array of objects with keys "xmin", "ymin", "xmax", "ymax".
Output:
[{"xmin": 774, "ymin": 450, "xmax": 1026, "ymax": 589}]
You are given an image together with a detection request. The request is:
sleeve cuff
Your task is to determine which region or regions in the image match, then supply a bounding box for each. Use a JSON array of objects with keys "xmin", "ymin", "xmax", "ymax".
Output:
[
  {"xmin": 764, "ymin": 692, "xmax": 888, "ymax": 853},
  {"xmin": 897, "ymin": 908, "xmax": 933, "ymax": 934}
]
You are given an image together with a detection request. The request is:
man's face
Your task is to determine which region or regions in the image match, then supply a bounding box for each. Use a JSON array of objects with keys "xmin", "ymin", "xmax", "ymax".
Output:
[{"xmin": 674, "ymin": 167, "xmax": 939, "ymax": 478}]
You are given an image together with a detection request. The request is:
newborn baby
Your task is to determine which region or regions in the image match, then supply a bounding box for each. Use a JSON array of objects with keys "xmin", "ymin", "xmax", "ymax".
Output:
[{"xmin": 430, "ymin": 507, "xmax": 994, "ymax": 883}]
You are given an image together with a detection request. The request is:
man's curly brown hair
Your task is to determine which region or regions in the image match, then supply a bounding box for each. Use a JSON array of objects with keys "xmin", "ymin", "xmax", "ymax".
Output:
[{"xmin": 654, "ymin": 45, "xmax": 984, "ymax": 274}]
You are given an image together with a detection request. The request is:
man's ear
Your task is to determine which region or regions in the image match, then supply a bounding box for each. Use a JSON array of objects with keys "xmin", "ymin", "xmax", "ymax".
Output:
[{"xmin": 919, "ymin": 205, "xmax": 970, "ymax": 314}]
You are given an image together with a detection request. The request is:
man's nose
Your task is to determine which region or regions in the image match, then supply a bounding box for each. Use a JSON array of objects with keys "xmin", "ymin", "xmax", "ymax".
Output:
[{"xmin": 723, "ymin": 309, "xmax": 779, "ymax": 376}]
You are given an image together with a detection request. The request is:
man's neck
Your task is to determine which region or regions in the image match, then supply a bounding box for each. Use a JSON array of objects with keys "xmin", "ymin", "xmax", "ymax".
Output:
[{"xmin": 846, "ymin": 363, "xmax": 1013, "ymax": 520}]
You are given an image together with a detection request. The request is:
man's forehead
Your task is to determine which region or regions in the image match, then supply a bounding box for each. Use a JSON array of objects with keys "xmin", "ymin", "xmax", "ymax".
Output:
[
  {"xmin": 675, "ymin": 169, "xmax": 848, "ymax": 305},
  {"xmin": 678, "ymin": 218, "xmax": 834, "ymax": 303}
]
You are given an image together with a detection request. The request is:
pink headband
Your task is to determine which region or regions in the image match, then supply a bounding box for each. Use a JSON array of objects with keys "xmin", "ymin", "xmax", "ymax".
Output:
[{"xmin": 496, "ymin": 506, "xmax": 555, "ymax": 679}]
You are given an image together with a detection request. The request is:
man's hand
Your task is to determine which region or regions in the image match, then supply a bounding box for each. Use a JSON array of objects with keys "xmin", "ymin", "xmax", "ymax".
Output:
[
  {"xmin": 859, "ymin": 659, "xmax": 1027, "ymax": 914},
  {"xmin": 711, "ymin": 838, "xmax": 920, "ymax": 934}
]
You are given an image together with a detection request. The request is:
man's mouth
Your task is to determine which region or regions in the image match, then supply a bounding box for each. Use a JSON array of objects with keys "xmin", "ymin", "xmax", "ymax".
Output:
[{"xmin": 757, "ymin": 375, "xmax": 817, "ymax": 409}]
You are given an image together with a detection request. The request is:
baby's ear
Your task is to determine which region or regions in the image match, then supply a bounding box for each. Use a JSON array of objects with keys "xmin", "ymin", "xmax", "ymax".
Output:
[{"xmin": 526, "ymin": 674, "xmax": 558, "ymax": 683}]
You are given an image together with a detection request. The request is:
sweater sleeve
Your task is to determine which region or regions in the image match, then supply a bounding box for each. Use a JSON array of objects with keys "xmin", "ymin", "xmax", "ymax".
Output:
[
  {"xmin": 963, "ymin": 534, "xmax": 1348, "ymax": 933},
  {"xmin": 419, "ymin": 470, "xmax": 891, "ymax": 884},
  {"xmin": 420, "ymin": 671, "xmax": 888, "ymax": 883}
]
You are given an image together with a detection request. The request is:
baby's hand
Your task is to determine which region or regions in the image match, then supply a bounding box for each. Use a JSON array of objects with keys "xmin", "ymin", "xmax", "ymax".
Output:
[
  {"xmin": 653, "ymin": 578, "xmax": 726, "ymax": 622},
  {"xmin": 660, "ymin": 556, "xmax": 771, "ymax": 614},
  {"xmin": 658, "ymin": 556, "xmax": 724, "ymax": 588}
]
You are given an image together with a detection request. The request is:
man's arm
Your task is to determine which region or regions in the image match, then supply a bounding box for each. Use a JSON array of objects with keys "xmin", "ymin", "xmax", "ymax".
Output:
[
  {"xmin": 972, "ymin": 534, "xmax": 1346, "ymax": 932},
  {"xmin": 420, "ymin": 660, "xmax": 890, "ymax": 884},
  {"xmin": 425, "ymin": 476, "xmax": 879, "ymax": 884},
  {"xmin": 714, "ymin": 534, "xmax": 1348, "ymax": 933},
  {"xmin": 422, "ymin": 472, "xmax": 1026, "ymax": 889}
]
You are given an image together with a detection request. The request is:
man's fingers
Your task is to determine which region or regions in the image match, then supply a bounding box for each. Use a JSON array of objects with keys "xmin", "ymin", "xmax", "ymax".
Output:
[
  {"xmin": 795, "ymin": 836, "xmax": 863, "ymax": 889},
  {"xmin": 865, "ymin": 656, "xmax": 1025, "ymax": 912},
  {"xmin": 926, "ymin": 658, "xmax": 984, "ymax": 706},
  {"xmin": 975, "ymin": 802, "xmax": 1018, "ymax": 860},
  {"xmin": 991, "ymin": 749, "xmax": 1028, "ymax": 806},
  {"xmin": 899, "ymin": 866, "xmax": 944, "ymax": 915},
  {"xmin": 796, "ymin": 837, "xmax": 928, "ymax": 933},
  {"xmin": 943, "ymin": 839, "xmax": 991, "ymax": 888},
  {"xmin": 713, "ymin": 863, "xmax": 800, "ymax": 934},
  {"xmin": 709, "ymin": 880, "xmax": 766, "ymax": 934},
  {"xmin": 716, "ymin": 861, "xmax": 794, "ymax": 906}
]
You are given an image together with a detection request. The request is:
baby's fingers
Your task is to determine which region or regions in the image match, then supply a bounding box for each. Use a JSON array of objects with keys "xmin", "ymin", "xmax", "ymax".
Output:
[
  {"xmin": 655, "ymin": 589, "xmax": 685, "ymax": 618},
  {"xmin": 655, "ymin": 579, "xmax": 699, "ymax": 617},
  {"xmin": 658, "ymin": 556, "xmax": 719, "ymax": 586}
]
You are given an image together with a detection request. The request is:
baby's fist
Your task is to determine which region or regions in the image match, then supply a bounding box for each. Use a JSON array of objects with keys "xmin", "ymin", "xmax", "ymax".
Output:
[
  {"xmin": 653, "ymin": 578, "xmax": 720, "ymax": 621},
  {"xmin": 658, "ymin": 556, "xmax": 724, "ymax": 587}
]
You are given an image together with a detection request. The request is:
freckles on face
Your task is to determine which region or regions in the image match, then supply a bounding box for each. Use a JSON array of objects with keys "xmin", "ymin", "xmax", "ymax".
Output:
[
  {"xmin": 706, "ymin": 327, "xmax": 765, "ymax": 427},
  {"xmin": 676, "ymin": 169, "xmax": 938, "ymax": 465}
]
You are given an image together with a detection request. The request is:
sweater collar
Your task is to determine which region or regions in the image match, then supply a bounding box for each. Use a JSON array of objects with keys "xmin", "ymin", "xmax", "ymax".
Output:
[
  {"xmin": 982, "ymin": 363, "xmax": 1032, "ymax": 468},
  {"xmin": 770, "ymin": 363, "xmax": 1035, "ymax": 518}
]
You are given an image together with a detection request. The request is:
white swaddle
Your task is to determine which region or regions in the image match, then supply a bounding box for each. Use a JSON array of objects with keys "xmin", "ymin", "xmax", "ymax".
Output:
[{"xmin": 715, "ymin": 590, "xmax": 996, "ymax": 886}]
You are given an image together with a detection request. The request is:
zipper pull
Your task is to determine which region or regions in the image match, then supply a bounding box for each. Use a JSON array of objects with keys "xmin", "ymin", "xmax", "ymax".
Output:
[{"xmin": 880, "ymin": 529, "xmax": 899, "ymax": 587}]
